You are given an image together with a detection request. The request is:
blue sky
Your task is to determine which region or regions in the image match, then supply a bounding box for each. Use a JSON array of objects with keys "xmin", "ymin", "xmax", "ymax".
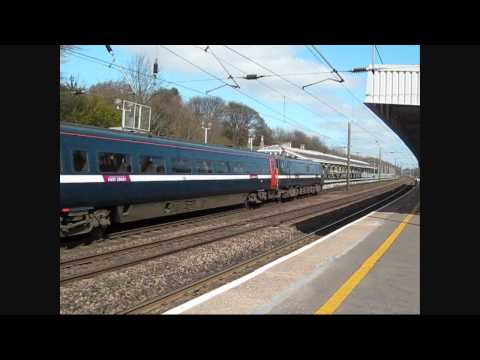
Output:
[{"xmin": 61, "ymin": 45, "xmax": 420, "ymax": 168}]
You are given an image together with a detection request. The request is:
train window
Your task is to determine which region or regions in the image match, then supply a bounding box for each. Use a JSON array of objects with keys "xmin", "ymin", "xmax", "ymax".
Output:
[
  {"xmin": 214, "ymin": 161, "xmax": 229, "ymax": 174},
  {"xmin": 233, "ymin": 162, "xmax": 243, "ymax": 173},
  {"xmin": 98, "ymin": 152, "xmax": 131, "ymax": 173},
  {"xmin": 257, "ymin": 163, "xmax": 264, "ymax": 174},
  {"xmin": 258, "ymin": 161, "xmax": 269, "ymax": 174},
  {"xmin": 246, "ymin": 162, "xmax": 256, "ymax": 174},
  {"xmin": 172, "ymin": 158, "xmax": 192, "ymax": 174},
  {"xmin": 72, "ymin": 150, "xmax": 89, "ymax": 173},
  {"xmin": 231, "ymin": 162, "xmax": 246, "ymax": 174},
  {"xmin": 195, "ymin": 159, "xmax": 213, "ymax": 174},
  {"xmin": 140, "ymin": 156, "xmax": 166, "ymax": 174}
]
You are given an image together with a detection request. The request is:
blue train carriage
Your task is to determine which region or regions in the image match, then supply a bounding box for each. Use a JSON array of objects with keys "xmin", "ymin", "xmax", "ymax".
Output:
[
  {"xmin": 60, "ymin": 123, "xmax": 272, "ymax": 237},
  {"xmin": 60, "ymin": 123, "xmax": 325, "ymax": 237},
  {"xmin": 276, "ymin": 157, "xmax": 324, "ymax": 200}
]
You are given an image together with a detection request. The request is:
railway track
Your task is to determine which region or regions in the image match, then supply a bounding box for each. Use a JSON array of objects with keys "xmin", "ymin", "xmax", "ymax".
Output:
[
  {"xmin": 121, "ymin": 184, "xmax": 413, "ymax": 314},
  {"xmin": 60, "ymin": 180, "xmax": 407, "ymax": 285}
]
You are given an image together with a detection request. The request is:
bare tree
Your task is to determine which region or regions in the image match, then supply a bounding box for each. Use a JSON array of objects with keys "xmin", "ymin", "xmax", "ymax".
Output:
[
  {"xmin": 251, "ymin": 116, "xmax": 273, "ymax": 146},
  {"xmin": 148, "ymin": 88, "xmax": 203, "ymax": 140},
  {"xmin": 223, "ymin": 102, "xmax": 261, "ymax": 147},
  {"xmin": 124, "ymin": 54, "xmax": 157, "ymax": 104},
  {"xmin": 89, "ymin": 80, "xmax": 134, "ymax": 104},
  {"xmin": 187, "ymin": 96, "xmax": 226, "ymax": 144},
  {"xmin": 188, "ymin": 96, "xmax": 225, "ymax": 122}
]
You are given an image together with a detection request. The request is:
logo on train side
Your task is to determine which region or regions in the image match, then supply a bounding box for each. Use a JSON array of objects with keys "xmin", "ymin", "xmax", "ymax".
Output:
[{"xmin": 103, "ymin": 175, "xmax": 131, "ymax": 183}]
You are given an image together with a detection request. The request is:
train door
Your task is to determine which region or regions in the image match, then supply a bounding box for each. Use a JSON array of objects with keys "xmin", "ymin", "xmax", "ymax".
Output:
[{"xmin": 268, "ymin": 156, "xmax": 278, "ymax": 190}]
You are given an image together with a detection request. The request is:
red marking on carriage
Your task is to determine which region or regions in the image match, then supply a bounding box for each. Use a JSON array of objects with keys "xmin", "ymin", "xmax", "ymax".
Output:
[
  {"xmin": 249, "ymin": 174, "xmax": 258, "ymax": 179},
  {"xmin": 103, "ymin": 175, "xmax": 131, "ymax": 183},
  {"xmin": 268, "ymin": 157, "xmax": 278, "ymax": 190}
]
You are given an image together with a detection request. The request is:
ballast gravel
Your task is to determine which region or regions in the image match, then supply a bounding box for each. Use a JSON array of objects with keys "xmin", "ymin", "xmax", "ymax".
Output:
[{"xmin": 60, "ymin": 225, "xmax": 301, "ymax": 314}]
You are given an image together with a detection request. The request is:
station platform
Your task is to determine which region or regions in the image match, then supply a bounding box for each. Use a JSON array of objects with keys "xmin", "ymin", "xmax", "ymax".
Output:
[{"xmin": 166, "ymin": 185, "xmax": 420, "ymax": 315}]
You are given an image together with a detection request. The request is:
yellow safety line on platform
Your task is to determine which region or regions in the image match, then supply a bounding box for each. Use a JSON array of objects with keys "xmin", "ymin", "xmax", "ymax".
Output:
[{"xmin": 315, "ymin": 202, "xmax": 419, "ymax": 315}]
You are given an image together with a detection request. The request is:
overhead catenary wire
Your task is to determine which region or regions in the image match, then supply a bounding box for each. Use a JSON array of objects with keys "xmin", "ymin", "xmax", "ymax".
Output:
[
  {"xmin": 160, "ymin": 45, "xmax": 345, "ymax": 147},
  {"xmin": 168, "ymin": 72, "xmax": 354, "ymax": 84},
  {"xmin": 301, "ymin": 46, "xmax": 344, "ymax": 89},
  {"xmin": 374, "ymin": 45, "xmax": 384, "ymax": 65},
  {"xmin": 307, "ymin": 45, "xmax": 416, "ymax": 165},
  {"xmin": 308, "ymin": 45, "xmax": 344, "ymax": 83},
  {"xmin": 223, "ymin": 45, "xmax": 359, "ymax": 125},
  {"xmin": 203, "ymin": 45, "xmax": 240, "ymax": 89},
  {"xmin": 192, "ymin": 45, "xmax": 342, "ymax": 145},
  {"xmin": 302, "ymin": 45, "xmax": 414, "ymax": 159},
  {"xmin": 222, "ymin": 45, "xmax": 397, "ymax": 150}
]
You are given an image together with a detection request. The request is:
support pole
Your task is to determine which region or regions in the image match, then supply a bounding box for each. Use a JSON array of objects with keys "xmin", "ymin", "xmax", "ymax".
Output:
[
  {"xmin": 378, "ymin": 146, "xmax": 381, "ymax": 182},
  {"xmin": 346, "ymin": 121, "xmax": 351, "ymax": 191},
  {"xmin": 201, "ymin": 121, "xmax": 211, "ymax": 144}
]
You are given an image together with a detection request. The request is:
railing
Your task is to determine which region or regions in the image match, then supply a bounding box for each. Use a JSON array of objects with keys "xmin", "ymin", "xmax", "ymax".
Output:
[{"xmin": 323, "ymin": 175, "xmax": 399, "ymax": 189}]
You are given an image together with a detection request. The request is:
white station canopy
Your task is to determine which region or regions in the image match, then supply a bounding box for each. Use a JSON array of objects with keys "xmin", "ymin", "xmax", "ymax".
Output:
[{"xmin": 258, "ymin": 144, "xmax": 375, "ymax": 169}]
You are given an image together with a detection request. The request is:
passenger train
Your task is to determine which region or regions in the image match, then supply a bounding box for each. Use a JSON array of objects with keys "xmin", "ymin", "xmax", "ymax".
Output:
[{"xmin": 60, "ymin": 123, "xmax": 325, "ymax": 238}]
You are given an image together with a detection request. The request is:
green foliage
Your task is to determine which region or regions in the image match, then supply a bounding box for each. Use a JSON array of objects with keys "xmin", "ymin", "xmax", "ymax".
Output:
[{"xmin": 60, "ymin": 87, "xmax": 120, "ymax": 128}]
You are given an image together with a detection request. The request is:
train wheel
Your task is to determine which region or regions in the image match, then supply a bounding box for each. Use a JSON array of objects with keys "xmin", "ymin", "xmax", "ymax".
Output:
[
  {"xmin": 245, "ymin": 193, "xmax": 259, "ymax": 209},
  {"xmin": 90, "ymin": 226, "xmax": 107, "ymax": 242}
]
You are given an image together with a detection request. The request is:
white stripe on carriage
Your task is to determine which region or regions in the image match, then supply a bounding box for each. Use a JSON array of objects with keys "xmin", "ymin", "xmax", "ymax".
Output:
[
  {"xmin": 60, "ymin": 175, "xmax": 105, "ymax": 183},
  {"xmin": 59, "ymin": 174, "xmax": 275, "ymax": 183},
  {"xmin": 130, "ymin": 174, "xmax": 253, "ymax": 181},
  {"xmin": 276, "ymin": 175, "xmax": 319, "ymax": 179}
]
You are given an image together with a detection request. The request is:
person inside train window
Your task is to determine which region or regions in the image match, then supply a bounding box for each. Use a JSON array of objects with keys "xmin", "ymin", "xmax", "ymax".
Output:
[
  {"xmin": 215, "ymin": 161, "xmax": 228, "ymax": 174},
  {"xmin": 140, "ymin": 156, "xmax": 166, "ymax": 173},
  {"xmin": 231, "ymin": 162, "xmax": 241, "ymax": 174},
  {"xmin": 147, "ymin": 157, "xmax": 155, "ymax": 172},
  {"xmin": 156, "ymin": 159, "xmax": 166, "ymax": 173},
  {"xmin": 196, "ymin": 160, "xmax": 211, "ymax": 174},
  {"xmin": 173, "ymin": 158, "xmax": 192, "ymax": 174},
  {"xmin": 99, "ymin": 153, "xmax": 114, "ymax": 172},
  {"xmin": 109, "ymin": 154, "xmax": 115, "ymax": 168},
  {"xmin": 118, "ymin": 156, "xmax": 130, "ymax": 173},
  {"xmin": 72, "ymin": 150, "xmax": 88, "ymax": 173},
  {"xmin": 98, "ymin": 153, "xmax": 130, "ymax": 173},
  {"xmin": 109, "ymin": 154, "xmax": 117, "ymax": 171},
  {"xmin": 140, "ymin": 156, "xmax": 154, "ymax": 173},
  {"xmin": 200, "ymin": 161, "xmax": 208, "ymax": 173}
]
